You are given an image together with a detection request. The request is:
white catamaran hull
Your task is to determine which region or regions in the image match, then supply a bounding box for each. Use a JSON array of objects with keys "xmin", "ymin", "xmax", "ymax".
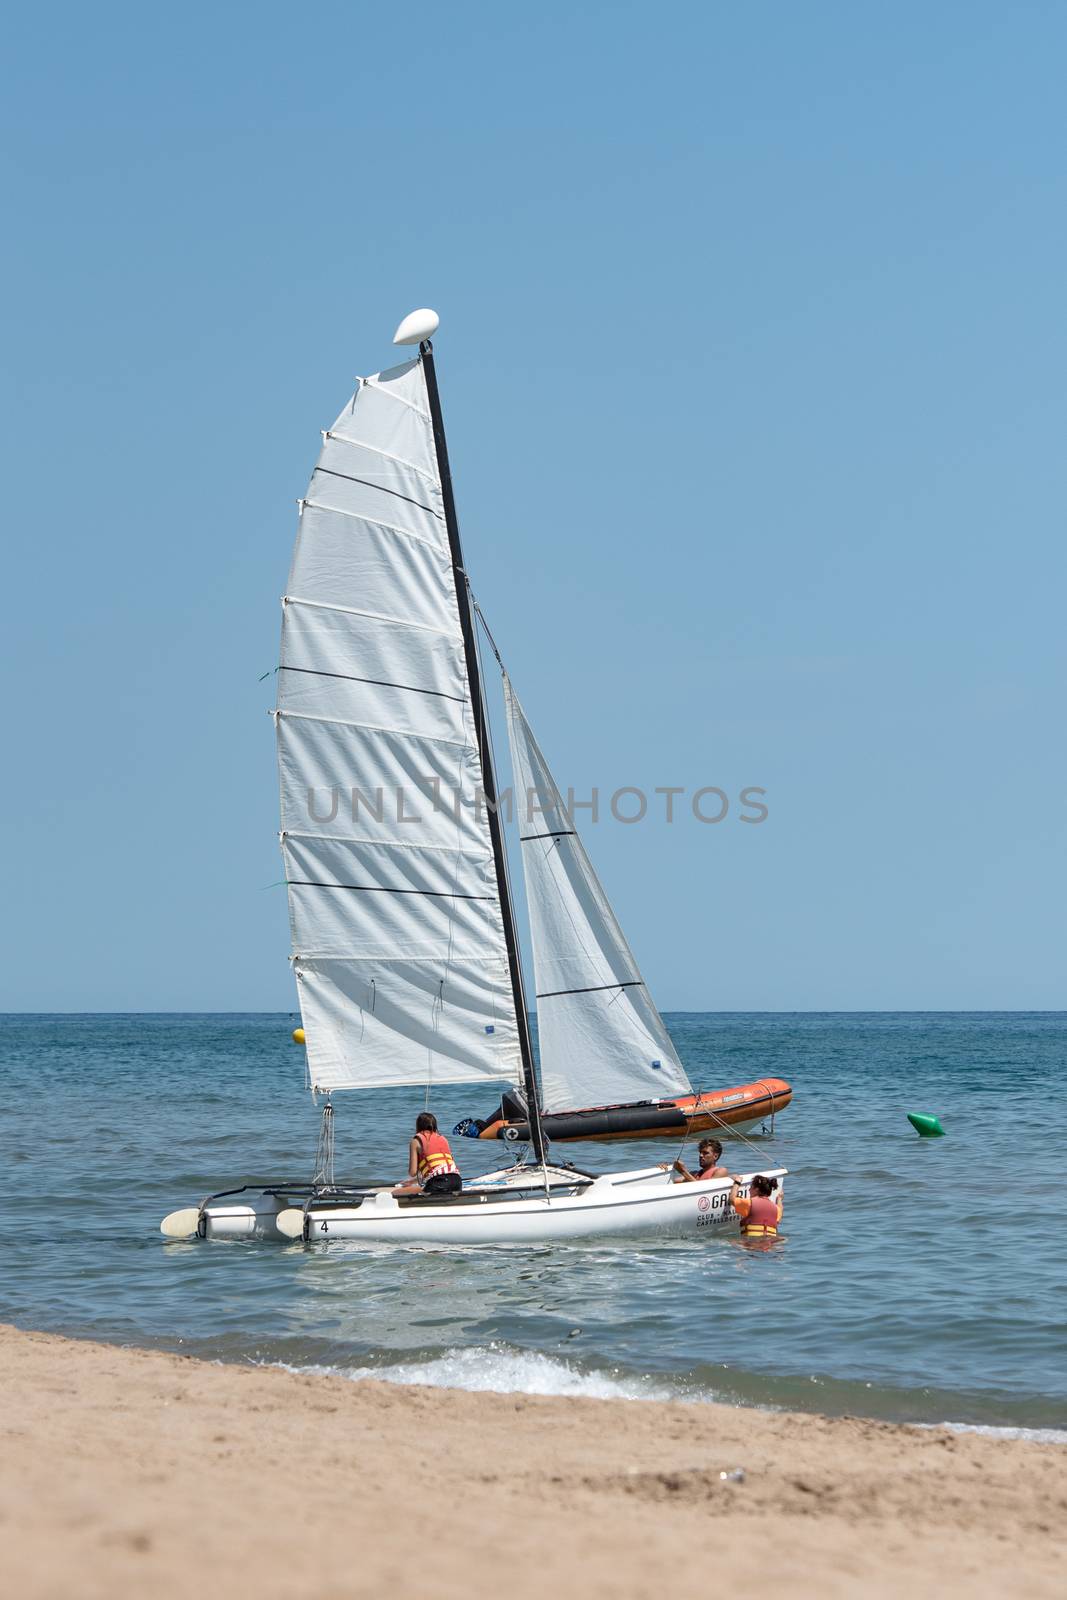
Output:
[
  {"xmin": 194, "ymin": 1167, "xmax": 786, "ymax": 1246},
  {"xmin": 199, "ymin": 1192, "xmax": 294, "ymax": 1241}
]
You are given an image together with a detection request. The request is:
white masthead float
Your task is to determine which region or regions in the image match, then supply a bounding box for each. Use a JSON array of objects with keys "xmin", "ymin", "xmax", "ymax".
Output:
[{"xmin": 161, "ymin": 311, "xmax": 785, "ymax": 1244}]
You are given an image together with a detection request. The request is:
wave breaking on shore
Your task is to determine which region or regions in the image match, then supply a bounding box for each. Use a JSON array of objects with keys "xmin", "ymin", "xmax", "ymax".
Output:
[
  {"xmin": 280, "ymin": 1342, "xmax": 691, "ymax": 1402},
  {"xmin": 276, "ymin": 1343, "xmax": 1067, "ymax": 1442}
]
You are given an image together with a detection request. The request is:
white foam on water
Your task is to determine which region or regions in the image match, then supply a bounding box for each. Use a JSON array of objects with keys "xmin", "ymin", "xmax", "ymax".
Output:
[
  {"xmin": 272, "ymin": 1352, "xmax": 1067, "ymax": 1439},
  {"xmin": 929, "ymin": 1421, "xmax": 1067, "ymax": 1446},
  {"xmin": 285, "ymin": 1343, "xmax": 695, "ymax": 1402}
]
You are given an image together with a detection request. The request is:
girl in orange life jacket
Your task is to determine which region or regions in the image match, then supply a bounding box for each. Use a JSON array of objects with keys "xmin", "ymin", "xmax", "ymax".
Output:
[
  {"xmin": 392, "ymin": 1112, "xmax": 462, "ymax": 1197},
  {"xmin": 730, "ymin": 1173, "xmax": 782, "ymax": 1238}
]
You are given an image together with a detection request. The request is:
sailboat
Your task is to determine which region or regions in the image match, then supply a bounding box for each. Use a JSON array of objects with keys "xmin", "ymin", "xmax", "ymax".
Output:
[{"xmin": 160, "ymin": 309, "xmax": 785, "ymax": 1246}]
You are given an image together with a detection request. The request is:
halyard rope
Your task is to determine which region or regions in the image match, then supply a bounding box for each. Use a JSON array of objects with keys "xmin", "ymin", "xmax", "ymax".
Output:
[{"xmin": 313, "ymin": 1099, "xmax": 335, "ymax": 1188}]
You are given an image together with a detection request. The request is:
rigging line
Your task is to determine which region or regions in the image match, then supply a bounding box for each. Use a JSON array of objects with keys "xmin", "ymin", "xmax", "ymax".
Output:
[
  {"xmin": 520, "ymin": 829, "xmax": 575, "ymax": 842},
  {"xmin": 417, "ymin": 341, "xmax": 534, "ymax": 1165},
  {"xmin": 313, "ymin": 465, "xmax": 444, "ymax": 519},
  {"xmin": 471, "ymin": 600, "xmax": 514, "ymax": 925},
  {"xmin": 426, "ymin": 976, "xmax": 444, "ymax": 1108},
  {"xmin": 288, "ymin": 881, "xmax": 493, "ymax": 900},
  {"xmin": 536, "ymin": 980, "xmax": 643, "ymax": 999},
  {"xmin": 279, "ymin": 665, "xmax": 465, "ymax": 703},
  {"xmin": 512, "ymin": 700, "xmax": 679, "ymax": 1065},
  {"xmin": 509, "ymin": 689, "xmax": 663, "ymax": 1066},
  {"xmin": 523, "ymin": 702, "xmax": 682, "ymax": 1061},
  {"xmin": 471, "ymin": 596, "xmax": 506, "ymax": 670},
  {"xmin": 508, "ymin": 696, "xmax": 609, "ymax": 1003},
  {"xmin": 313, "ymin": 1099, "xmax": 335, "ymax": 1188},
  {"xmin": 686, "ymin": 1091, "xmax": 787, "ymax": 1166},
  {"xmin": 472, "ymin": 599, "xmax": 547, "ymax": 1193},
  {"xmin": 666, "ymin": 1115, "xmax": 697, "ymax": 1190}
]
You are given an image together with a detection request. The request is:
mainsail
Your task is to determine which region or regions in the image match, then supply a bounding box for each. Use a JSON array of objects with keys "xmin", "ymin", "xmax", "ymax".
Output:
[
  {"xmin": 276, "ymin": 356, "xmax": 523, "ymax": 1094},
  {"xmin": 504, "ymin": 677, "xmax": 692, "ymax": 1112}
]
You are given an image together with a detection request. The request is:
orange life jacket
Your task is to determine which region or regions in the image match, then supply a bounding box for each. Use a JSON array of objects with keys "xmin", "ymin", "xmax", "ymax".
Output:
[
  {"xmin": 415, "ymin": 1131, "xmax": 459, "ymax": 1185},
  {"xmin": 740, "ymin": 1193, "xmax": 780, "ymax": 1237}
]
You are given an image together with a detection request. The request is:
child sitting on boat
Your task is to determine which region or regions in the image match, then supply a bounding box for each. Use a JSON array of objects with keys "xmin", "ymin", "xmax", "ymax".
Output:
[
  {"xmin": 669, "ymin": 1138, "xmax": 730, "ymax": 1182},
  {"xmin": 393, "ymin": 1112, "xmax": 463, "ymax": 1197}
]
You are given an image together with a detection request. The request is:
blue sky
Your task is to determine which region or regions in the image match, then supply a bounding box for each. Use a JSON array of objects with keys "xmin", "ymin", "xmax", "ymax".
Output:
[{"xmin": 3, "ymin": 2, "xmax": 1064, "ymax": 1010}]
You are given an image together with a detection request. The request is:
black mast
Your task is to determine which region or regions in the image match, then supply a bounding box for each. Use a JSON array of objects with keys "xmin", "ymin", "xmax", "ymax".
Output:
[{"xmin": 420, "ymin": 338, "xmax": 547, "ymax": 1166}]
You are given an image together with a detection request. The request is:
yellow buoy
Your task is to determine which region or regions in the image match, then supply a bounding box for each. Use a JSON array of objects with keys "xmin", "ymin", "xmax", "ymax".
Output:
[{"xmin": 292, "ymin": 1027, "xmax": 306, "ymax": 1045}]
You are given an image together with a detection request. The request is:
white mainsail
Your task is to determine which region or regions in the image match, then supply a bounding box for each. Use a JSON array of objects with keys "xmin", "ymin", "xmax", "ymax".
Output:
[
  {"xmin": 276, "ymin": 356, "xmax": 523, "ymax": 1093},
  {"xmin": 504, "ymin": 677, "xmax": 692, "ymax": 1112}
]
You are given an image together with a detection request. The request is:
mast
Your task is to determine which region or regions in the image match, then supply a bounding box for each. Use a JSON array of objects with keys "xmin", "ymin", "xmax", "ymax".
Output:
[{"xmin": 419, "ymin": 338, "xmax": 548, "ymax": 1165}]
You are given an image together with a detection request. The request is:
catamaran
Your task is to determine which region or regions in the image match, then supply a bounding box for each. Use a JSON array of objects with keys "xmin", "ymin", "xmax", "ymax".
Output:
[{"xmin": 161, "ymin": 309, "xmax": 785, "ymax": 1245}]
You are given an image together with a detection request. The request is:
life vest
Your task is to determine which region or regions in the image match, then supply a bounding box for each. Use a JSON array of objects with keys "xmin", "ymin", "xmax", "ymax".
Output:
[
  {"xmin": 740, "ymin": 1193, "xmax": 780, "ymax": 1237},
  {"xmin": 415, "ymin": 1131, "xmax": 459, "ymax": 1185}
]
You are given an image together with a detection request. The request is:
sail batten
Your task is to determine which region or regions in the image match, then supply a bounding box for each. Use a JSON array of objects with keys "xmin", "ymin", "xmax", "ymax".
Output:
[
  {"xmin": 325, "ymin": 431, "xmax": 442, "ymax": 483},
  {"xmin": 277, "ymin": 708, "xmax": 471, "ymax": 749},
  {"xmin": 285, "ymin": 596, "xmax": 459, "ymax": 636},
  {"xmin": 278, "ymin": 355, "xmax": 522, "ymax": 1093},
  {"xmin": 503, "ymin": 677, "xmax": 692, "ymax": 1112},
  {"xmin": 300, "ymin": 501, "xmax": 446, "ymax": 549}
]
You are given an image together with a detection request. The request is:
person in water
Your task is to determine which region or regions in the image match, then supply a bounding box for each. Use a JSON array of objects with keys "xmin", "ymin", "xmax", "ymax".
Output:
[
  {"xmin": 670, "ymin": 1138, "xmax": 730, "ymax": 1181},
  {"xmin": 393, "ymin": 1112, "xmax": 463, "ymax": 1196},
  {"xmin": 730, "ymin": 1173, "xmax": 782, "ymax": 1238}
]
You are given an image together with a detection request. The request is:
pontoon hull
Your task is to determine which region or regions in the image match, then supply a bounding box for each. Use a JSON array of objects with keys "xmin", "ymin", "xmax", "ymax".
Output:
[{"xmin": 199, "ymin": 1192, "xmax": 295, "ymax": 1242}]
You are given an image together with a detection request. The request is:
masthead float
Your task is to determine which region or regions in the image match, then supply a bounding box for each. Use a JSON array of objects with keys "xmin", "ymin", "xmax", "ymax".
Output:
[{"xmin": 160, "ymin": 309, "xmax": 786, "ymax": 1245}]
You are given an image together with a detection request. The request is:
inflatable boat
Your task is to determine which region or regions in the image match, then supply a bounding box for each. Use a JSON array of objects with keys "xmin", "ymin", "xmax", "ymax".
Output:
[{"xmin": 458, "ymin": 1078, "xmax": 792, "ymax": 1146}]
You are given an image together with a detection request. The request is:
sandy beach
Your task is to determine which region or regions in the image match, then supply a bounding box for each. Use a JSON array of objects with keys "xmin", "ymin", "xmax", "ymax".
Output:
[{"xmin": 2, "ymin": 1324, "xmax": 1064, "ymax": 1598}]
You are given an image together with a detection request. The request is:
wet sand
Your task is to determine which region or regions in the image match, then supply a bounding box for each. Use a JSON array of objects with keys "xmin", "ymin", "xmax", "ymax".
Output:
[{"xmin": 2, "ymin": 1324, "xmax": 1064, "ymax": 1598}]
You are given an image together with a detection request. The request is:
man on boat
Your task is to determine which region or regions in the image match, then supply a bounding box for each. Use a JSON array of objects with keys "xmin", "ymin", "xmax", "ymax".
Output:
[
  {"xmin": 393, "ymin": 1112, "xmax": 463, "ymax": 1197},
  {"xmin": 669, "ymin": 1138, "xmax": 730, "ymax": 1182}
]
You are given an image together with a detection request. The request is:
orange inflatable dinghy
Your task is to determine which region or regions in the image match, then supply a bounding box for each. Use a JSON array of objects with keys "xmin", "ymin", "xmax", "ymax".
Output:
[{"xmin": 457, "ymin": 1079, "xmax": 792, "ymax": 1146}]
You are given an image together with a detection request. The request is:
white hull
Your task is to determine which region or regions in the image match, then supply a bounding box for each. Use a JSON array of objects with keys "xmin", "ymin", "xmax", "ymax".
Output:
[
  {"xmin": 194, "ymin": 1165, "xmax": 786, "ymax": 1246},
  {"xmin": 200, "ymin": 1191, "xmax": 294, "ymax": 1241}
]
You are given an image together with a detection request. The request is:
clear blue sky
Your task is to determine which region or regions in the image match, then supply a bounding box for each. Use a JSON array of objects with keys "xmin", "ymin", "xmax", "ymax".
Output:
[{"xmin": 3, "ymin": 2, "xmax": 1064, "ymax": 1011}]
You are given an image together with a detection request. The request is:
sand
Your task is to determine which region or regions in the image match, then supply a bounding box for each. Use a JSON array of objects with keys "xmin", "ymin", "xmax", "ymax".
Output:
[{"xmin": 1, "ymin": 1324, "xmax": 1064, "ymax": 1599}]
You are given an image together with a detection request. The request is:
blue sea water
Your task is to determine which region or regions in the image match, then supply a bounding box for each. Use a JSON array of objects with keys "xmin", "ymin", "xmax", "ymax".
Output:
[{"xmin": 2, "ymin": 1012, "xmax": 1065, "ymax": 1434}]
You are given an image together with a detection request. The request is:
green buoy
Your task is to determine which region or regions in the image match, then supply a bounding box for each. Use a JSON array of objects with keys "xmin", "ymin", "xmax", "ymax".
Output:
[{"xmin": 907, "ymin": 1112, "xmax": 945, "ymax": 1138}]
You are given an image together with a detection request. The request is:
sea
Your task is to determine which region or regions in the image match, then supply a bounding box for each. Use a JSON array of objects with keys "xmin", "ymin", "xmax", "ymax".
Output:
[{"xmin": 2, "ymin": 1012, "xmax": 1065, "ymax": 1440}]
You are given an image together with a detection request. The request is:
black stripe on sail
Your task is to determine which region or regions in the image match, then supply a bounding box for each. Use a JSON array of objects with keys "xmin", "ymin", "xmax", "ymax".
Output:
[
  {"xmin": 279, "ymin": 665, "xmax": 464, "ymax": 703},
  {"xmin": 313, "ymin": 466, "xmax": 442, "ymax": 518},
  {"xmin": 536, "ymin": 980, "xmax": 644, "ymax": 999},
  {"xmin": 520, "ymin": 829, "xmax": 576, "ymax": 842},
  {"xmin": 289, "ymin": 881, "xmax": 492, "ymax": 901}
]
